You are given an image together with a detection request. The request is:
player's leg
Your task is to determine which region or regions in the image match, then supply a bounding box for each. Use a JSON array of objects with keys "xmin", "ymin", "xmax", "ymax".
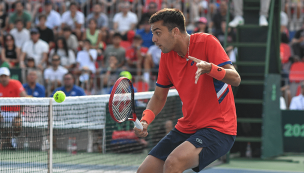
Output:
[{"xmin": 137, "ymin": 155, "xmax": 164, "ymax": 173}]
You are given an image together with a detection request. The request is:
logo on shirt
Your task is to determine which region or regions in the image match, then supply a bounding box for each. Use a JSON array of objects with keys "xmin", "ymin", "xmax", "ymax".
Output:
[
  {"xmin": 217, "ymin": 68, "xmax": 222, "ymax": 71},
  {"xmin": 191, "ymin": 61, "xmax": 194, "ymax": 66},
  {"xmin": 71, "ymin": 91, "xmax": 76, "ymax": 96},
  {"xmin": 196, "ymin": 138, "xmax": 203, "ymax": 144},
  {"xmin": 33, "ymin": 91, "xmax": 39, "ymax": 96}
]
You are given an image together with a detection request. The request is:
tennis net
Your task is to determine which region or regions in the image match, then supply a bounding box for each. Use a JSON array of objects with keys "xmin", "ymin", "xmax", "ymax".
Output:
[{"xmin": 0, "ymin": 89, "xmax": 182, "ymax": 173}]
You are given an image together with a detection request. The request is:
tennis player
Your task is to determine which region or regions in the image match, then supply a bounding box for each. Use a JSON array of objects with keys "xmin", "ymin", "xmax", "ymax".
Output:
[{"xmin": 134, "ymin": 8, "xmax": 241, "ymax": 173}]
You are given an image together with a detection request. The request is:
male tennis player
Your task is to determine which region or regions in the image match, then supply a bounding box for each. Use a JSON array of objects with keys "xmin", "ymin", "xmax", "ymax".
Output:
[{"xmin": 134, "ymin": 8, "xmax": 241, "ymax": 173}]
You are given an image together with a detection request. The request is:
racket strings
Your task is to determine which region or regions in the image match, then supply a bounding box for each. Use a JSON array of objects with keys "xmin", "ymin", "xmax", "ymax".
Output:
[{"xmin": 111, "ymin": 80, "xmax": 133, "ymax": 122}]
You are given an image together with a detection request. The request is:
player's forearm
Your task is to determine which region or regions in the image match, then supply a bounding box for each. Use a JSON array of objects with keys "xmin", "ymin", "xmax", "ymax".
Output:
[
  {"xmin": 221, "ymin": 69, "xmax": 241, "ymax": 87},
  {"xmin": 146, "ymin": 87, "xmax": 169, "ymax": 117}
]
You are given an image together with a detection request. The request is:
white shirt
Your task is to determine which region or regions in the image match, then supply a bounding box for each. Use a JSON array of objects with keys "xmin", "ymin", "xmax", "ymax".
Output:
[
  {"xmin": 49, "ymin": 49, "xmax": 76, "ymax": 67},
  {"xmin": 35, "ymin": 10, "xmax": 61, "ymax": 29},
  {"xmin": 22, "ymin": 39, "xmax": 49, "ymax": 66},
  {"xmin": 289, "ymin": 94, "xmax": 304, "ymax": 110},
  {"xmin": 61, "ymin": 11, "xmax": 85, "ymax": 30},
  {"xmin": 113, "ymin": 12, "xmax": 138, "ymax": 32},
  {"xmin": 44, "ymin": 65, "xmax": 68, "ymax": 82},
  {"xmin": 10, "ymin": 28, "xmax": 30, "ymax": 48},
  {"xmin": 148, "ymin": 45, "xmax": 161, "ymax": 65},
  {"xmin": 76, "ymin": 49, "xmax": 97, "ymax": 73}
]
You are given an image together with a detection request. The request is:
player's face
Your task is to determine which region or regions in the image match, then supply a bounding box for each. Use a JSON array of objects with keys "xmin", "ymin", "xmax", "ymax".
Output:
[
  {"xmin": 151, "ymin": 21, "xmax": 175, "ymax": 53},
  {"xmin": 0, "ymin": 75, "xmax": 9, "ymax": 86}
]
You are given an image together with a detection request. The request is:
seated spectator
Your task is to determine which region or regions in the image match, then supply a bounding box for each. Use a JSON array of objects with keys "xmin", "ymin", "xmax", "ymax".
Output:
[
  {"xmin": 136, "ymin": 19, "xmax": 153, "ymax": 48},
  {"xmin": 193, "ymin": 17, "xmax": 209, "ymax": 34},
  {"xmin": 143, "ymin": 44, "xmax": 161, "ymax": 83},
  {"xmin": 61, "ymin": 2, "xmax": 84, "ymax": 39},
  {"xmin": 0, "ymin": 2, "xmax": 8, "ymax": 31},
  {"xmin": 289, "ymin": 81, "xmax": 304, "ymax": 110},
  {"xmin": 214, "ymin": 20, "xmax": 235, "ymax": 54},
  {"xmin": 103, "ymin": 33, "xmax": 126, "ymax": 69},
  {"xmin": 1, "ymin": 34, "xmax": 21, "ymax": 68},
  {"xmin": 35, "ymin": 0, "xmax": 61, "ymax": 34},
  {"xmin": 44, "ymin": 54, "xmax": 68, "ymax": 92},
  {"xmin": 76, "ymin": 39, "xmax": 98, "ymax": 74},
  {"xmin": 20, "ymin": 28, "xmax": 49, "ymax": 70},
  {"xmin": 209, "ymin": 1, "xmax": 232, "ymax": 34},
  {"xmin": 49, "ymin": 37, "xmax": 76, "ymax": 70},
  {"xmin": 8, "ymin": 1, "xmax": 31, "ymax": 30},
  {"xmin": 51, "ymin": 72, "xmax": 85, "ymax": 97},
  {"xmin": 37, "ymin": 14, "xmax": 55, "ymax": 48},
  {"xmin": 86, "ymin": 3, "xmax": 108, "ymax": 30},
  {"xmin": 82, "ymin": 19, "xmax": 102, "ymax": 50},
  {"xmin": 23, "ymin": 69, "xmax": 45, "ymax": 97},
  {"xmin": 137, "ymin": 2, "xmax": 157, "ymax": 29},
  {"xmin": 63, "ymin": 26, "xmax": 79, "ymax": 53},
  {"xmin": 113, "ymin": 1, "xmax": 138, "ymax": 40},
  {"xmin": 0, "ymin": 67, "xmax": 27, "ymax": 97},
  {"xmin": 291, "ymin": 22, "xmax": 304, "ymax": 61},
  {"xmin": 9, "ymin": 19, "xmax": 30, "ymax": 48},
  {"xmin": 126, "ymin": 35, "xmax": 148, "ymax": 76}
]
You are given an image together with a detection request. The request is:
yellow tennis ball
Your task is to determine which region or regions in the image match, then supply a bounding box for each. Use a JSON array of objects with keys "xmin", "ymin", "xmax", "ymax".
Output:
[{"xmin": 53, "ymin": 91, "xmax": 66, "ymax": 103}]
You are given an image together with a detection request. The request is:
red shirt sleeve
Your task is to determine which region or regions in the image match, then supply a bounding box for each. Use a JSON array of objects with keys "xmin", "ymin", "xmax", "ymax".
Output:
[
  {"xmin": 156, "ymin": 53, "xmax": 173, "ymax": 88},
  {"xmin": 13, "ymin": 80, "xmax": 25, "ymax": 96},
  {"xmin": 206, "ymin": 35, "xmax": 232, "ymax": 67},
  {"xmin": 125, "ymin": 48, "xmax": 133, "ymax": 60}
]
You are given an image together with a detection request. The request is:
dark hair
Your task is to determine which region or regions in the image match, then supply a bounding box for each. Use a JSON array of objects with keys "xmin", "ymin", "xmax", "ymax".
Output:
[
  {"xmin": 39, "ymin": 14, "xmax": 47, "ymax": 20},
  {"xmin": 64, "ymin": 72, "xmax": 75, "ymax": 81},
  {"xmin": 83, "ymin": 39, "xmax": 91, "ymax": 45},
  {"xmin": 148, "ymin": 2, "xmax": 157, "ymax": 8},
  {"xmin": 88, "ymin": 18, "xmax": 97, "ymax": 26},
  {"xmin": 15, "ymin": 19, "xmax": 23, "ymax": 25},
  {"xmin": 113, "ymin": 32, "xmax": 122, "ymax": 39},
  {"xmin": 62, "ymin": 26, "xmax": 72, "ymax": 32},
  {"xmin": 69, "ymin": 2, "xmax": 78, "ymax": 8},
  {"xmin": 3, "ymin": 34, "xmax": 16, "ymax": 51},
  {"xmin": 95, "ymin": 2, "xmax": 103, "ymax": 7},
  {"xmin": 54, "ymin": 37, "xmax": 69, "ymax": 57},
  {"xmin": 149, "ymin": 8, "xmax": 186, "ymax": 33},
  {"xmin": 15, "ymin": 1, "xmax": 24, "ymax": 7}
]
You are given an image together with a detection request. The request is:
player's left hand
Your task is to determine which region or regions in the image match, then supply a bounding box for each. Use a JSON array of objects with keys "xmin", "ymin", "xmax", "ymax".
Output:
[{"xmin": 188, "ymin": 56, "xmax": 212, "ymax": 84}]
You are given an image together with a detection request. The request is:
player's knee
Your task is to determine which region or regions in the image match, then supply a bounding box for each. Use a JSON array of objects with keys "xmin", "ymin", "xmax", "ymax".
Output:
[
  {"xmin": 136, "ymin": 164, "xmax": 145, "ymax": 173},
  {"xmin": 164, "ymin": 156, "xmax": 181, "ymax": 173}
]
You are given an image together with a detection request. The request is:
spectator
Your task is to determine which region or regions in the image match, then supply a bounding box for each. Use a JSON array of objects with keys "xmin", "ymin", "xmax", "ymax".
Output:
[
  {"xmin": 82, "ymin": 19, "xmax": 102, "ymax": 50},
  {"xmin": 76, "ymin": 39, "xmax": 98, "ymax": 74},
  {"xmin": 49, "ymin": 37, "xmax": 76, "ymax": 70},
  {"xmin": 63, "ymin": 26, "xmax": 79, "ymax": 52},
  {"xmin": 9, "ymin": 19, "xmax": 30, "ymax": 48},
  {"xmin": 20, "ymin": 28, "xmax": 49, "ymax": 70},
  {"xmin": 143, "ymin": 44, "xmax": 161, "ymax": 83},
  {"xmin": 136, "ymin": 19, "xmax": 153, "ymax": 48},
  {"xmin": 23, "ymin": 69, "xmax": 45, "ymax": 97},
  {"xmin": 103, "ymin": 33, "xmax": 125, "ymax": 69},
  {"xmin": 291, "ymin": 21, "xmax": 304, "ymax": 61},
  {"xmin": 35, "ymin": 0, "xmax": 61, "ymax": 32},
  {"xmin": 113, "ymin": 1, "xmax": 138, "ymax": 40},
  {"xmin": 193, "ymin": 17, "xmax": 209, "ymax": 34},
  {"xmin": 138, "ymin": 2, "xmax": 157, "ymax": 29},
  {"xmin": 209, "ymin": 1, "xmax": 232, "ymax": 34},
  {"xmin": 51, "ymin": 72, "xmax": 85, "ymax": 97},
  {"xmin": 61, "ymin": 2, "xmax": 84, "ymax": 39},
  {"xmin": 86, "ymin": 3, "xmax": 108, "ymax": 30},
  {"xmin": 44, "ymin": 54, "xmax": 68, "ymax": 92},
  {"xmin": 289, "ymin": 82, "xmax": 304, "ymax": 110},
  {"xmin": 0, "ymin": 67, "xmax": 27, "ymax": 150},
  {"xmin": 37, "ymin": 14, "xmax": 55, "ymax": 48},
  {"xmin": 8, "ymin": 1, "xmax": 31, "ymax": 30},
  {"xmin": 229, "ymin": 0, "xmax": 271, "ymax": 27},
  {"xmin": 1, "ymin": 34, "xmax": 21, "ymax": 68},
  {"xmin": 0, "ymin": 2, "xmax": 8, "ymax": 31},
  {"xmin": 126, "ymin": 35, "xmax": 148, "ymax": 76}
]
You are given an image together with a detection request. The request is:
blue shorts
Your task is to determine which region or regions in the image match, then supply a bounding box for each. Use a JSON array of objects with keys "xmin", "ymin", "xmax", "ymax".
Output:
[{"xmin": 148, "ymin": 128, "xmax": 236, "ymax": 172}]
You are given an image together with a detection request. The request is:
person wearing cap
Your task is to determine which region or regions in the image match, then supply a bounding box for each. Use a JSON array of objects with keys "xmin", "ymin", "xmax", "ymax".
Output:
[
  {"xmin": 61, "ymin": 2, "xmax": 84, "ymax": 39},
  {"xmin": 0, "ymin": 67, "xmax": 27, "ymax": 97},
  {"xmin": 35, "ymin": 0, "xmax": 61, "ymax": 31},
  {"xmin": 9, "ymin": 19, "xmax": 30, "ymax": 49},
  {"xmin": 9, "ymin": 1, "xmax": 31, "ymax": 30},
  {"xmin": 193, "ymin": 17, "xmax": 209, "ymax": 34},
  {"xmin": 20, "ymin": 28, "xmax": 49, "ymax": 70},
  {"xmin": 289, "ymin": 82, "xmax": 304, "ymax": 110},
  {"xmin": 126, "ymin": 35, "xmax": 148, "ymax": 77}
]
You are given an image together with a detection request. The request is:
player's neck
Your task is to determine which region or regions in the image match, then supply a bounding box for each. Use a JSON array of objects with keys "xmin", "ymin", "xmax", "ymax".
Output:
[{"xmin": 175, "ymin": 33, "xmax": 190, "ymax": 58}]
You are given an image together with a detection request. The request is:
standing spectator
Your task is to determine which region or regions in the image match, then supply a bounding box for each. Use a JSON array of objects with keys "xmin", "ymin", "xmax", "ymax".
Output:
[
  {"xmin": 20, "ymin": 28, "xmax": 49, "ymax": 70},
  {"xmin": 136, "ymin": 19, "xmax": 153, "ymax": 48},
  {"xmin": 0, "ymin": 2, "xmax": 8, "ymax": 31},
  {"xmin": 35, "ymin": 0, "xmax": 61, "ymax": 33},
  {"xmin": 76, "ymin": 39, "xmax": 98, "ymax": 74},
  {"xmin": 8, "ymin": 1, "xmax": 31, "ymax": 30},
  {"xmin": 143, "ymin": 44, "xmax": 161, "ymax": 83},
  {"xmin": 193, "ymin": 17, "xmax": 209, "ymax": 34},
  {"xmin": 44, "ymin": 54, "xmax": 68, "ymax": 92},
  {"xmin": 289, "ymin": 82, "xmax": 304, "ymax": 110},
  {"xmin": 103, "ymin": 33, "xmax": 126, "ymax": 69},
  {"xmin": 49, "ymin": 37, "xmax": 76, "ymax": 70},
  {"xmin": 82, "ymin": 19, "xmax": 102, "ymax": 50},
  {"xmin": 9, "ymin": 19, "xmax": 30, "ymax": 48},
  {"xmin": 209, "ymin": 1, "xmax": 232, "ymax": 34},
  {"xmin": 23, "ymin": 69, "xmax": 45, "ymax": 97},
  {"xmin": 291, "ymin": 22, "xmax": 304, "ymax": 61},
  {"xmin": 113, "ymin": 1, "xmax": 138, "ymax": 40},
  {"xmin": 37, "ymin": 14, "xmax": 55, "ymax": 48},
  {"xmin": 51, "ymin": 72, "xmax": 85, "ymax": 97},
  {"xmin": 63, "ymin": 26, "xmax": 79, "ymax": 52},
  {"xmin": 86, "ymin": 3, "xmax": 108, "ymax": 30},
  {"xmin": 138, "ymin": 2, "xmax": 157, "ymax": 29},
  {"xmin": 1, "ymin": 34, "xmax": 21, "ymax": 68},
  {"xmin": 125, "ymin": 35, "xmax": 148, "ymax": 76},
  {"xmin": 61, "ymin": 2, "xmax": 84, "ymax": 39}
]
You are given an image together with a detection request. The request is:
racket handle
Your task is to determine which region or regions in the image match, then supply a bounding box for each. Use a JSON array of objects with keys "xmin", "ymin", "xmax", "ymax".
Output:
[{"xmin": 134, "ymin": 118, "xmax": 143, "ymax": 130}]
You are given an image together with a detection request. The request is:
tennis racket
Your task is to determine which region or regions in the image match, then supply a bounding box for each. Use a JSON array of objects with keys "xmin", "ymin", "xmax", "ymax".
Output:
[{"xmin": 108, "ymin": 77, "xmax": 143, "ymax": 130}]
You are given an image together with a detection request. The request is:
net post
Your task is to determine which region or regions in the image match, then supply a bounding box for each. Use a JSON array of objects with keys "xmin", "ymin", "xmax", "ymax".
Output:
[{"xmin": 48, "ymin": 98, "xmax": 53, "ymax": 173}]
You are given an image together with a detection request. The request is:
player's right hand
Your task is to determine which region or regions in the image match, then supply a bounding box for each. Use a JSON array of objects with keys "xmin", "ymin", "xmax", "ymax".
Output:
[{"xmin": 134, "ymin": 121, "xmax": 149, "ymax": 137}]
